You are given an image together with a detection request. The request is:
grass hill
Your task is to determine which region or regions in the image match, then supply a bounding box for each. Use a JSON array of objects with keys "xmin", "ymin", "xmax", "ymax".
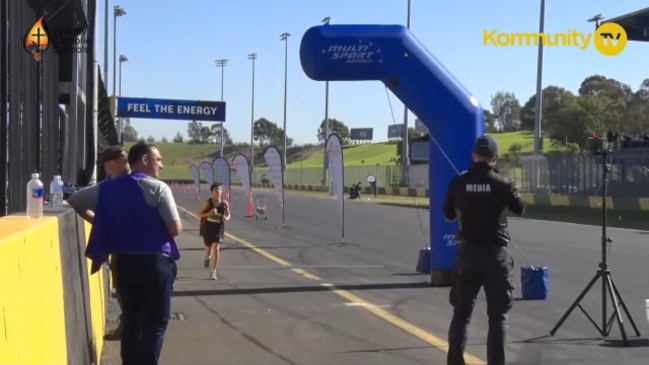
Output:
[{"xmin": 126, "ymin": 131, "xmax": 561, "ymax": 180}]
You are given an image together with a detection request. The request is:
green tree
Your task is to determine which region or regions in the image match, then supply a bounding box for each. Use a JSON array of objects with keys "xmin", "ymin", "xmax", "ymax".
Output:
[
  {"xmin": 544, "ymin": 93, "xmax": 610, "ymax": 148},
  {"xmin": 490, "ymin": 91, "xmax": 521, "ymax": 132},
  {"xmin": 484, "ymin": 109, "xmax": 497, "ymax": 132},
  {"xmin": 317, "ymin": 118, "xmax": 350, "ymax": 142},
  {"xmin": 210, "ymin": 123, "xmax": 232, "ymax": 145},
  {"xmin": 120, "ymin": 118, "xmax": 139, "ymax": 142},
  {"xmin": 271, "ymin": 128, "xmax": 293, "ymax": 147},
  {"xmin": 519, "ymin": 86, "xmax": 571, "ymax": 131},
  {"xmin": 253, "ymin": 118, "xmax": 279, "ymax": 146},
  {"xmin": 186, "ymin": 120, "xmax": 219, "ymax": 144},
  {"xmin": 577, "ymin": 75, "xmax": 630, "ymax": 134},
  {"xmin": 187, "ymin": 120, "xmax": 202, "ymax": 144},
  {"xmin": 623, "ymin": 79, "xmax": 649, "ymax": 134}
]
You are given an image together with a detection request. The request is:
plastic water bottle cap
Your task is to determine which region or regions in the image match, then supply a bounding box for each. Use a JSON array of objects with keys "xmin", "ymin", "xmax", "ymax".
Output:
[
  {"xmin": 54, "ymin": 175, "xmax": 61, "ymax": 179},
  {"xmin": 31, "ymin": 173, "xmax": 39, "ymax": 179}
]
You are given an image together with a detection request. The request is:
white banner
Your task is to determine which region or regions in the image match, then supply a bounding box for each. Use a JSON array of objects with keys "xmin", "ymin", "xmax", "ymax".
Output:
[
  {"xmin": 263, "ymin": 146, "xmax": 285, "ymax": 223},
  {"xmin": 199, "ymin": 161, "xmax": 215, "ymax": 187},
  {"xmin": 326, "ymin": 133, "xmax": 345, "ymax": 240},
  {"xmin": 213, "ymin": 157, "xmax": 231, "ymax": 201},
  {"xmin": 232, "ymin": 153, "xmax": 251, "ymax": 193},
  {"xmin": 188, "ymin": 164, "xmax": 201, "ymax": 198}
]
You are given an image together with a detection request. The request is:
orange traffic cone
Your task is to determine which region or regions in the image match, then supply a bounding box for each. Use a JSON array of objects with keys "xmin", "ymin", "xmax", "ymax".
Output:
[
  {"xmin": 195, "ymin": 187, "xmax": 200, "ymax": 199},
  {"xmin": 245, "ymin": 189, "xmax": 254, "ymax": 218}
]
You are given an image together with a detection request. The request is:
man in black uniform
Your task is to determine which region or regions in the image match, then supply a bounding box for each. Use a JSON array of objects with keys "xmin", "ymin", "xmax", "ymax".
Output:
[{"xmin": 443, "ymin": 135, "xmax": 525, "ymax": 365}]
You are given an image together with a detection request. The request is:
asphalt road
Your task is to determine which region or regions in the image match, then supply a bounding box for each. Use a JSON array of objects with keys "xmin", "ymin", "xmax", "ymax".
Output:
[{"xmin": 163, "ymin": 185, "xmax": 649, "ymax": 365}]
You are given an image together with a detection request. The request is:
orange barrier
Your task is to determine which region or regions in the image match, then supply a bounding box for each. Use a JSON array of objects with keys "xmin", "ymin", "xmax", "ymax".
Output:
[{"xmin": 245, "ymin": 189, "xmax": 254, "ymax": 218}]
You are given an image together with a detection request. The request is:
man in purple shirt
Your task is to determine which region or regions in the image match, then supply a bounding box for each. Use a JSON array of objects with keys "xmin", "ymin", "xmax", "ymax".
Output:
[{"xmin": 68, "ymin": 141, "xmax": 182, "ymax": 365}]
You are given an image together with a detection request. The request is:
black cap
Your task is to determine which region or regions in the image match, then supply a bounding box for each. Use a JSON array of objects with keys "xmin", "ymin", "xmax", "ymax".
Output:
[
  {"xmin": 100, "ymin": 145, "xmax": 127, "ymax": 163},
  {"xmin": 473, "ymin": 135, "xmax": 499, "ymax": 158}
]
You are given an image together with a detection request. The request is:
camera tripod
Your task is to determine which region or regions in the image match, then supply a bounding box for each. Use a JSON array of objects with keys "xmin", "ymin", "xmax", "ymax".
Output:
[{"xmin": 549, "ymin": 145, "xmax": 641, "ymax": 345}]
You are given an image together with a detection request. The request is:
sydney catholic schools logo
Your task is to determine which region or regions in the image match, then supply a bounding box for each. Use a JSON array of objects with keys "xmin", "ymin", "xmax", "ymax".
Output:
[
  {"xmin": 24, "ymin": 15, "xmax": 49, "ymax": 61},
  {"xmin": 23, "ymin": 14, "xmax": 88, "ymax": 62}
]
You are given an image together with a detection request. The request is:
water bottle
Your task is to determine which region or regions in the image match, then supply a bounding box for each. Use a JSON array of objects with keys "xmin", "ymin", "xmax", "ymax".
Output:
[
  {"xmin": 26, "ymin": 172, "xmax": 44, "ymax": 219},
  {"xmin": 50, "ymin": 175, "xmax": 64, "ymax": 209}
]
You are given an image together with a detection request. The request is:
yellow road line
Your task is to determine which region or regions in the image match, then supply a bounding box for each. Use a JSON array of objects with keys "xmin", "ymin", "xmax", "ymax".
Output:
[
  {"xmin": 291, "ymin": 268, "xmax": 321, "ymax": 280},
  {"xmin": 177, "ymin": 205, "xmax": 486, "ymax": 364},
  {"xmin": 224, "ymin": 231, "xmax": 292, "ymax": 267},
  {"xmin": 320, "ymin": 284, "xmax": 483, "ymax": 364}
]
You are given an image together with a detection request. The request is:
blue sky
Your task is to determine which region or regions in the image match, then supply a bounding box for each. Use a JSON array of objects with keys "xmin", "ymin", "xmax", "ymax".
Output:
[{"xmin": 98, "ymin": 0, "xmax": 649, "ymax": 145}]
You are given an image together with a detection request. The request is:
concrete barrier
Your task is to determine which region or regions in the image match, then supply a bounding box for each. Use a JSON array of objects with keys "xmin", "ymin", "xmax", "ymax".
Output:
[
  {"xmin": 164, "ymin": 179, "xmax": 649, "ymax": 211},
  {"xmin": 520, "ymin": 193, "xmax": 649, "ymax": 211},
  {"xmin": 0, "ymin": 209, "xmax": 108, "ymax": 365}
]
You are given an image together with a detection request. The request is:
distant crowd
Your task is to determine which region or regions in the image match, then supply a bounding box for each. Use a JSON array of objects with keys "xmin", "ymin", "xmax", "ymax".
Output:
[
  {"xmin": 606, "ymin": 130, "xmax": 649, "ymax": 149},
  {"xmin": 588, "ymin": 130, "xmax": 649, "ymax": 152}
]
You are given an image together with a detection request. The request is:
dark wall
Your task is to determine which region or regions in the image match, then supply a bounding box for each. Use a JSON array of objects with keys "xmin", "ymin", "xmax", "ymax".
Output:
[
  {"xmin": 0, "ymin": 0, "xmax": 104, "ymax": 216},
  {"xmin": 2, "ymin": 1, "xmax": 74, "ymax": 215},
  {"xmin": 56, "ymin": 208, "xmax": 107, "ymax": 365}
]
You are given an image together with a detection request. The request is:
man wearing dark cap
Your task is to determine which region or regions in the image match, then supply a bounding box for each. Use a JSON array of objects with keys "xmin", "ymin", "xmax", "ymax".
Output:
[{"xmin": 443, "ymin": 135, "xmax": 525, "ymax": 365}]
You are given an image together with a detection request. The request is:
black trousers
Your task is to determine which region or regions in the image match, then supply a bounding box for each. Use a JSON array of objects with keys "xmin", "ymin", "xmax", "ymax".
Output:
[
  {"xmin": 109, "ymin": 255, "xmax": 123, "ymax": 322},
  {"xmin": 113, "ymin": 254, "xmax": 177, "ymax": 365},
  {"xmin": 447, "ymin": 244, "xmax": 514, "ymax": 365}
]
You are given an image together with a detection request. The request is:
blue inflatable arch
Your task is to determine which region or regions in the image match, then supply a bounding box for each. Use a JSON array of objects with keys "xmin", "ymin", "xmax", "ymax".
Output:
[{"xmin": 299, "ymin": 24, "xmax": 484, "ymax": 281}]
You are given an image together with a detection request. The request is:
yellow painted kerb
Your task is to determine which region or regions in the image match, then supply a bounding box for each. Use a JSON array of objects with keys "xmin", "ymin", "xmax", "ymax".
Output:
[{"xmin": 84, "ymin": 221, "xmax": 107, "ymax": 364}]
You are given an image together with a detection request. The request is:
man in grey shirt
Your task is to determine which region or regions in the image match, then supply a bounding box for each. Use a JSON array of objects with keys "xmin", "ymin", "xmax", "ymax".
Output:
[
  {"xmin": 70, "ymin": 149, "xmax": 179, "ymax": 226},
  {"xmin": 68, "ymin": 141, "xmax": 182, "ymax": 365}
]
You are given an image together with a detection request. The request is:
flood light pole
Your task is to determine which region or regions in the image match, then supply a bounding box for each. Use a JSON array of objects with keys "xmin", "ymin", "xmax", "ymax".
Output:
[
  {"xmin": 321, "ymin": 16, "xmax": 331, "ymax": 188},
  {"xmin": 112, "ymin": 5, "xmax": 126, "ymax": 143},
  {"xmin": 400, "ymin": 0, "xmax": 411, "ymax": 187},
  {"xmin": 103, "ymin": 0, "xmax": 109, "ymax": 86},
  {"xmin": 215, "ymin": 58, "xmax": 228, "ymax": 158},
  {"xmin": 280, "ymin": 32, "xmax": 291, "ymax": 171},
  {"xmin": 118, "ymin": 54, "xmax": 127, "ymax": 97},
  {"xmin": 533, "ymin": 0, "xmax": 545, "ymax": 155},
  {"xmin": 248, "ymin": 53, "xmax": 257, "ymax": 181}
]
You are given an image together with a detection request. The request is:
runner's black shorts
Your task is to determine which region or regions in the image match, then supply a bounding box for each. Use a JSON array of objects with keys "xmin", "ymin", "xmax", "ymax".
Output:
[{"xmin": 202, "ymin": 221, "xmax": 224, "ymax": 246}]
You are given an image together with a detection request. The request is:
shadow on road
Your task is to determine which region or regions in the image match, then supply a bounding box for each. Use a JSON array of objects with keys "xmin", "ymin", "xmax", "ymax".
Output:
[
  {"xmin": 514, "ymin": 334, "xmax": 649, "ymax": 348},
  {"xmin": 172, "ymin": 281, "xmax": 436, "ymax": 297}
]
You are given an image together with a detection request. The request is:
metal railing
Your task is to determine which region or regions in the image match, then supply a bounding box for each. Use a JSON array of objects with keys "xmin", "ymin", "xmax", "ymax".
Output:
[
  {"xmin": 232, "ymin": 149, "xmax": 649, "ymax": 199},
  {"xmin": 243, "ymin": 165, "xmax": 402, "ymax": 189},
  {"xmin": 520, "ymin": 150, "xmax": 649, "ymax": 197}
]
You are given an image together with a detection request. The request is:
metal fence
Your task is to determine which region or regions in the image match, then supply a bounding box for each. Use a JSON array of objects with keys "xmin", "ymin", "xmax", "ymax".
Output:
[
  {"xmin": 283, "ymin": 165, "xmax": 399, "ymax": 187},
  {"xmin": 246, "ymin": 165, "xmax": 402, "ymax": 188},
  {"xmin": 520, "ymin": 150, "xmax": 649, "ymax": 197},
  {"xmin": 1, "ymin": 0, "xmax": 104, "ymax": 216},
  {"xmin": 243, "ymin": 149, "xmax": 649, "ymax": 199}
]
